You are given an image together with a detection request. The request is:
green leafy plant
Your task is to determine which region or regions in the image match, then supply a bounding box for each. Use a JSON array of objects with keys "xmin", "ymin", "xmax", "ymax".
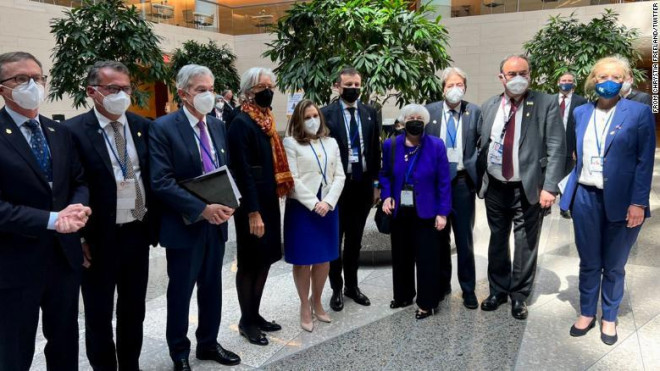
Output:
[
  {"xmin": 524, "ymin": 9, "xmax": 645, "ymax": 97},
  {"xmin": 263, "ymin": 0, "xmax": 451, "ymax": 107},
  {"xmin": 167, "ymin": 40, "xmax": 240, "ymax": 103},
  {"xmin": 49, "ymin": 0, "xmax": 167, "ymax": 108}
]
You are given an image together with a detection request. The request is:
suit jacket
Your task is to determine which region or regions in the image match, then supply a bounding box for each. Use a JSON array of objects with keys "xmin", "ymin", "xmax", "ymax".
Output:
[
  {"xmin": 476, "ymin": 90, "xmax": 566, "ymax": 204},
  {"xmin": 321, "ymin": 100, "xmax": 381, "ymax": 181},
  {"xmin": 564, "ymin": 93, "xmax": 588, "ymax": 175},
  {"xmin": 283, "ymin": 136, "xmax": 345, "ymax": 211},
  {"xmin": 149, "ymin": 109, "xmax": 229, "ymax": 249},
  {"xmin": 379, "ymin": 134, "xmax": 452, "ymax": 219},
  {"xmin": 625, "ymin": 89, "xmax": 652, "ymax": 107},
  {"xmin": 425, "ymin": 100, "xmax": 482, "ymax": 186},
  {"xmin": 559, "ymin": 99, "xmax": 655, "ymax": 221},
  {"xmin": 0, "ymin": 107, "xmax": 88, "ymax": 288},
  {"xmin": 66, "ymin": 110, "xmax": 159, "ymax": 251}
]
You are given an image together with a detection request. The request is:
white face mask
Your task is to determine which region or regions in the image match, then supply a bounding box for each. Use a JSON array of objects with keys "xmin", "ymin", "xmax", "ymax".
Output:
[
  {"xmin": 215, "ymin": 101, "xmax": 224, "ymax": 110},
  {"xmin": 6, "ymin": 79, "xmax": 45, "ymax": 110},
  {"xmin": 96, "ymin": 89, "xmax": 131, "ymax": 116},
  {"xmin": 444, "ymin": 86, "xmax": 465, "ymax": 105},
  {"xmin": 621, "ymin": 80, "xmax": 632, "ymax": 94},
  {"xmin": 304, "ymin": 117, "xmax": 320, "ymax": 135},
  {"xmin": 505, "ymin": 75, "xmax": 529, "ymax": 95},
  {"xmin": 191, "ymin": 91, "xmax": 215, "ymax": 114}
]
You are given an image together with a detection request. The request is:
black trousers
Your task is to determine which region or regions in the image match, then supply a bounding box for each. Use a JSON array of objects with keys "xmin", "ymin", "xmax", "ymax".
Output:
[
  {"xmin": 329, "ymin": 175, "xmax": 373, "ymax": 291},
  {"xmin": 82, "ymin": 221, "xmax": 150, "ymax": 371},
  {"xmin": 391, "ymin": 208, "xmax": 450, "ymax": 310},
  {"xmin": 485, "ymin": 177, "xmax": 543, "ymax": 301},
  {"xmin": 0, "ymin": 248, "xmax": 80, "ymax": 371},
  {"xmin": 165, "ymin": 230, "xmax": 225, "ymax": 361}
]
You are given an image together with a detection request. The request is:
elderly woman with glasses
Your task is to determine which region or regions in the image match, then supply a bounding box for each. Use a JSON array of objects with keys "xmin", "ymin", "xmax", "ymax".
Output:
[{"xmin": 380, "ymin": 104, "xmax": 452, "ymax": 320}]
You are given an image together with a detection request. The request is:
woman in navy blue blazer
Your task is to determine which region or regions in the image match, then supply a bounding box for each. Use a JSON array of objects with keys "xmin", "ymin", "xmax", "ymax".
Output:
[
  {"xmin": 380, "ymin": 104, "xmax": 452, "ymax": 320},
  {"xmin": 560, "ymin": 56, "xmax": 655, "ymax": 345}
]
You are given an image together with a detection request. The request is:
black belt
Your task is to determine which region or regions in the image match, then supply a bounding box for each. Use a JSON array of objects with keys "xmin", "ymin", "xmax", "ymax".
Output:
[
  {"xmin": 455, "ymin": 170, "xmax": 468, "ymax": 178},
  {"xmin": 488, "ymin": 174, "xmax": 522, "ymax": 188}
]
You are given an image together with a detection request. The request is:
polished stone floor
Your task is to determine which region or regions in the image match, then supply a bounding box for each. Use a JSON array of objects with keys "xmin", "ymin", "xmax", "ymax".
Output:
[{"xmin": 32, "ymin": 150, "xmax": 660, "ymax": 370}]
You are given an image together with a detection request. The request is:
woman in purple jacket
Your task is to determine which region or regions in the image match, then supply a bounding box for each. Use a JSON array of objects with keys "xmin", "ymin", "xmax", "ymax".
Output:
[{"xmin": 380, "ymin": 104, "xmax": 452, "ymax": 320}]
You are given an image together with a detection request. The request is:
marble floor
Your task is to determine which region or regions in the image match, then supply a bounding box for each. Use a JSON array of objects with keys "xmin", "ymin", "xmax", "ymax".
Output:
[{"xmin": 31, "ymin": 150, "xmax": 660, "ymax": 370}]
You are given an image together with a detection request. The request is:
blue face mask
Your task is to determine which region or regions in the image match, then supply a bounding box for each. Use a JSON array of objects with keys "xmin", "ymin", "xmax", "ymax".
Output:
[
  {"xmin": 558, "ymin": 83, "xmax": 574, "ymax": 92},
  {"xmin": 595, "ymin": 80, "xmax": 622, "ymax": 99}
]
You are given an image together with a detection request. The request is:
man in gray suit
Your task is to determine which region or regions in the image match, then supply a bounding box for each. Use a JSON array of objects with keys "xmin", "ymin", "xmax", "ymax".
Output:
[
  {"xmin": 476, "ymin": 55, "xmax": 565, "ymax": 320},
  {"xmin": 425, "ymin": 66, "xmax": 482, "ymax": 310}
]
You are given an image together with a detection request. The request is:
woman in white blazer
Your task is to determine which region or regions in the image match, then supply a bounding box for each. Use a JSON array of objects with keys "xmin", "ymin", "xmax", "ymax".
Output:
[{"xmin": 283, "ymin": 99, "xmax": 346, "ymax": 332}]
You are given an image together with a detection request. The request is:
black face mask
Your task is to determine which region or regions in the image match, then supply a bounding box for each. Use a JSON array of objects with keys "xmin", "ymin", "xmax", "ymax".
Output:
[
  {"xmin": 340, "ymin": 87, "xmax": 360, "ymax": 104},
  {"xmin": 254, "ymin": 89, "xmax": 274, "ymax": 108},
  {"xmin": 405, "ymin": 120, "xmax": 424, "ymax": 136}
]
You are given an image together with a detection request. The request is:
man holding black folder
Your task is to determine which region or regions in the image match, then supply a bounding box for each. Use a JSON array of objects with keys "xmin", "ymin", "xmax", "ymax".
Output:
[{"xmin": 149, "ymin": 64, "xmax": 240, "ymax": 371}]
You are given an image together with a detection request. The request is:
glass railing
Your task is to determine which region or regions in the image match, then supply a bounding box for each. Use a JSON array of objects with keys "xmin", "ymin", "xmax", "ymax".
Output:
[{"xmin": 450, "ymin": 0, "xmax": 636, "ymax": 17}]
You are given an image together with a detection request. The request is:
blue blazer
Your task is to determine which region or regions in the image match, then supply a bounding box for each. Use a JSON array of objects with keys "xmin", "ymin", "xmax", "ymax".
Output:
[
  {"xmin": 380, "ymin": 133, "xmax": 452, "ymax": 219},
  {"xmin": 559, "ymin": 99, "xmax": 655, "ymax": 222},
  {"xmin": 149, "ymin": 109, "xmax": 230, "ymax": 249}
]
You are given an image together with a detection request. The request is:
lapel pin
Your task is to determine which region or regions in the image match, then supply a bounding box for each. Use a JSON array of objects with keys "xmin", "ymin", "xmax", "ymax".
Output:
[
  {"xmin": 526, "ymin": 112, "xmax": 530, "ymax": 117},
  {"xmin": 465, "ymin": 111, "xmax": 470, "ymax": 116},
  {"xmin": 5, "ymin": 129, "xmax": 12, "ymax": 134},
  {"xmin": 221, "ymin": 148, "xmax": 225, "ymax": 153},
  {"xmin": 433, "ymin": 120, "xmax": 437, "ymax": 124},
  {"xmin": 137, "ymin": 131, "xmax": 142, "ymax": 137},
  {"xmin": 47, "ymin": 127, "xmax": 55, "ymax": 132}
]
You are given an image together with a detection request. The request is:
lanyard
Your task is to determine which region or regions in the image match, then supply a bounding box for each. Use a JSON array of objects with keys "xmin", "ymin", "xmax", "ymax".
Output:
[
  {"xmin": 499, "ymin": 96, "xmax": 520, "ymax": 141},
  {"xmin": 309, "ymin": 140, "xmax": 328, "ymax": 185},
  {"xmin": 101, "ymin": 124, "xmax": 129, "ymax": 179},
  {"xmin": 342, "ymin": 104, "xmax": 361, "ymax": 148},
  {"xmin": 404, "ymin": 145, "xmax": 422, "ymax": 185},
  {"xmin": 192, "ymin": 129, "xmax": 219, "ymax": 170},
  {"xmin": 593, "ymin": 109, "xmax": 615, "ymax": 157},
  {"xmin": 443, "ymin": 109, "xmax": 461, "ymax": 148}
]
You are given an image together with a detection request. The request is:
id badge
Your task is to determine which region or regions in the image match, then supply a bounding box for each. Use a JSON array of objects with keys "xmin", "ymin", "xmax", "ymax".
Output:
[
  {"xmin": 589, "ymin": 156, "xmax": 604, "ymax": 173},
  {"xmin": 400, "ymin": 184, "xmax": 415, "ymax": 207},
  {"xmin": 447, "ymin": 148, "xmax": 460, "ymax": 163},
  {"xmin": 349, "ymin": 147, "xmax": 360, "ymax": 164},
  {"xmin": 117, "ymin": 179, "xmax": 137, "ymax": 210},
  {"xmin": 489, "ymin": 142, "xmax": 503, "ymax": 165}
]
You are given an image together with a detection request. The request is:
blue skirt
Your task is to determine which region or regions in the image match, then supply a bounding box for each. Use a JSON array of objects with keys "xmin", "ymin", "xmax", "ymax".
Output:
[{"xmin": 283, "ymin": 197, "xmax": 339, "ymax": 265}]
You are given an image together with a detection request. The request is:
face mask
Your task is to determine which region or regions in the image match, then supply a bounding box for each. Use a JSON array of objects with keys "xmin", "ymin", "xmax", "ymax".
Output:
[
  {"xmin": 304, "ymin": 117, "xmax": 320, "ymax": 135},
  {"xmin": 190, "ymin": 91, "xmax": 215, "ymax": 114},
  {"xmin": 254, "ymin": 89, "xmax": 274, "ymax": 108},
  {"xmin": 621, "ymin": 80, "xmax": 632, "ymax": 94},
  {"xmin": 505, "ymin": 75, "xmax": 529, "ymax": 95},
  {"xmin": 558, "ymin": 83, "xmax": 574, "ymax": 92},
  {"xmin": 405, "ymin": 120, "xmax": 424, "ymax": 136},
  {"xmin": 95, "ymin": 89, "xmax": 131, "ymax": 116},
  {"xmin": 5, "ymin": 79, "xmax": 45, "ymax": 110},
  {"xmin": 215, "ymin": 101, "xmax": 224, "ymax": 110},
  {"xmin": 340, "ymin": 87, "xmax": 360, "ymax": 104},
  {"xmin": 595, "ymin": 80, "xmax": 622, "ymax": 99},
  {"xmin": 444, "ymin": 86, "xmax": 465, "ymax": 105}
]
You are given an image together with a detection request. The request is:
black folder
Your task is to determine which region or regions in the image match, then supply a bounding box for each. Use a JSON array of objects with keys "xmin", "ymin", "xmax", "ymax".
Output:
[{"xmin": 179, "ymin": 166, "xmax": 240, "ymax": 209}]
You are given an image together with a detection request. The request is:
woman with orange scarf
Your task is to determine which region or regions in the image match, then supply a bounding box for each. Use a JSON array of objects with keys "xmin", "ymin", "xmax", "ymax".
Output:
[{"xmin": 228, "ymin": 67, "xmax": 294, "ymax": 346}]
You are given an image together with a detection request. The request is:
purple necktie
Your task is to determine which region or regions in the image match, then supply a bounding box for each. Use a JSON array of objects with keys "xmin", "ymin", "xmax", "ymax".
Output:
[{"xmin": 197, "ymin": 121, "xmax": 215, "ymax": 173}]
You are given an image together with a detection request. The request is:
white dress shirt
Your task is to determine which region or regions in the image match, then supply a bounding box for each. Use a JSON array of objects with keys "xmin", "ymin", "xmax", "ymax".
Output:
[
  {"xmin": 558, "ymin": 91, "xmax": 573, "ymax": 130},
  {"xmin": 487, "ymin": 94, "xmax": 523, "ymax": 182},
  {"xmin": 578, "ymin": 107, "xmax": 616, "ymax": 189},
  {"xmin": 340, "ymin": 100, "xmax": 367, "ymax": 172},
  {"xmin": 438, "ymin": 102, "xmax": 464, "ymax": 171},
  {"xmin": 182, "ymin": 106, "xmax": 218, "ymax": 168}
]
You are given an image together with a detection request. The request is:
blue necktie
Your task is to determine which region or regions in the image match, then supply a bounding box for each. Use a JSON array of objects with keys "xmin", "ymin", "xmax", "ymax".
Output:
[
  {"xmin": 24, "ymin": 120, "xmax": 53, "ymax": 182},
  {"xmin": 446, "ymin": 109, "xmax": 457, "ymax": 148}
]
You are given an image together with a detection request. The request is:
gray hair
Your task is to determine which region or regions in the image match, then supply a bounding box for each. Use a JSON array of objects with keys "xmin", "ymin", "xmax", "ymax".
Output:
[
  {"xmin": 176, "ymin": 64, "xmax": 214, "ymax": 90},
  {"xmin": 0, "ymin": 52, "xmax": 42, "ymax": 80},
  {"xmin": 239, "ymin": 67, "xmax": 276, "ymax": 98},
  {"xmin": 441, "ymin": 67, "xmax": 467, "ymax": 89},
  {"xmin": 86, "ymin": 61, "xmax": 130, "ymax": 86},
  {"xmin": 397, "ymin": 104, "xmax": 430, "ymax": 125},
  {"xmin": 499, "ymin": 54, "xmax": 530, "ymax": 73}
]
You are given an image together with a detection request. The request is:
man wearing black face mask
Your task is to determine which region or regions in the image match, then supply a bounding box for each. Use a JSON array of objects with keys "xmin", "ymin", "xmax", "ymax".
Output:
[{"xmin": 321, "ymin": 66, "xmax": 382, "ymax": 311}]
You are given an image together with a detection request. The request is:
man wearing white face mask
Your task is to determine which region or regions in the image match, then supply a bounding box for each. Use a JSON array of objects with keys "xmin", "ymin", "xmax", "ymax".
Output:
[
  {"xmin": 620, "ymin": 72, "xmax": 652, "ymax": 107},
  {"xmin": 425, "ymin": 66, "xmax": 482, "ymax": 310},
  {"xmin": 476, "ymin": 54, "xmax": 565, "ymax": 320},
  {"xmin": 66, "ymin": 61, "xmax": 158, "ymax": 371}
]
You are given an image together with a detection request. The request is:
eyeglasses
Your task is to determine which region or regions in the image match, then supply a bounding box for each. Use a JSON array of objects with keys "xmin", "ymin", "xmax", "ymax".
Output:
[
  {"xmin": 0, "ymin": 74, "xmax": 47, "ymax": 85},
  {"xmin": 503, "ymin": 71, "xmax": 529, "ymax": 79},
  {"xmin": 93, "ymin": 85, "xmax": 133, "ymax": 95}
]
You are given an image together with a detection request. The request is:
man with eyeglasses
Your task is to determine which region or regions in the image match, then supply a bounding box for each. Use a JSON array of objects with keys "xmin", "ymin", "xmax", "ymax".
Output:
[
  {"xmin": 476, "ymin": 54, "xmax": 565, "ymax": 320},
  {"xmin": 66, "ymin": 60, "xmax": 159, "ymax": 371},
  {"xmin": 0, "ymin": 51, "xmax": 91, "ymax": 370}
]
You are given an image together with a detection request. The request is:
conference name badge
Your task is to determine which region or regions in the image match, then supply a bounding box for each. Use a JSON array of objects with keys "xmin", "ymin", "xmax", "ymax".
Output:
[
  {"xmin": 489, "ymin": 142, "xmax": 503, "ymax": 165},
  {"xmin": 117, "ymin": 179, "xmax": 137, "ymax": 210},
  {"xmin": 589, "ymin": 156, "xmax": 603, "ymax": 173}
]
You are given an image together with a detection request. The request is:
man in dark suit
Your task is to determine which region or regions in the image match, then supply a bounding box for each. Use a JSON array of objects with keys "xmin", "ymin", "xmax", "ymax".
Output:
[
  {"xmin": 556, "ymin": 72, "xmax": 588, "ymax": 177},
  {"xmin": 67, "ymin": 61, "xmax": 158, "ymax": 371},
  {"xmin": 476, "ymin": 55, "xmax": 565, "ymax": 320},
  {"xmin": 621, "ymin": 73, "xmax": 652, "ymax": 107},
  {"xmin": 321, "ymin": 66, "xmax": 381, "ymax": 311},
  {"xmin": 149, "ymin": 64, "xmax": 240, "ymax": 371},
  {"xmin": 0, "ymin": 51, "xmax": 91, "ymax": 370},
  {"xmin": 425, "ymin": 66, "xmax": 482, "ymax": 309}
]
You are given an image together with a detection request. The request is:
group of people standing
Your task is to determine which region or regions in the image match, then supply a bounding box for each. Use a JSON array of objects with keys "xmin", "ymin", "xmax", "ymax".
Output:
[{"xmin": 0, "ymin": 49, "xmax": 654, "ymax": 371}]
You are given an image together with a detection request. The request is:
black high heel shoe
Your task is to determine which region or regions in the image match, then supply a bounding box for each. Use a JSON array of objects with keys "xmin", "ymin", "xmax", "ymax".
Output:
[
  {"xmin": 415, "ymin": 307, "xmax": 438, "ymax": 320},
  {"xmin": 239, "ymin": 324, "xmax": 268, "ymax": 346},
  {"xmin": 390, "ymin": 299, "xmax": 413, "ymax": 309}
]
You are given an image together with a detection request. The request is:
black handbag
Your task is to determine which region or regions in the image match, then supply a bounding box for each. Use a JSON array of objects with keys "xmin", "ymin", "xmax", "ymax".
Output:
[{"xmin": 374, "ymin": 138, "xmax": 396, "ymax": 234}]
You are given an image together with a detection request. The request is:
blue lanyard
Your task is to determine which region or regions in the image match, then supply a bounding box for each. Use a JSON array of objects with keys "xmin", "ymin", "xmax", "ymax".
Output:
[
  {"xmin": 404, "ymin": 146, "xmax": 422, "ymax": 184},
  {"xmin": 593, "ymin": 109, "xmax": 614, "ymax": 157},
  {"xmin": 192, "ymin": 129, "xmax": 219, "ymax": 170},
  {"xmin": 101, "ymin": 124, "xmax": 129, "ymax": 179},
  {"xmin": 443, "ymin": 109, "xmax": 461, "ymax": 148},
  {"xmin": 309, "ymin": 140, "xmax": 328, "ymax": 185},
  {"xmin": 342, "ymin": 105, "xmax": 361, "ymax": 147}
]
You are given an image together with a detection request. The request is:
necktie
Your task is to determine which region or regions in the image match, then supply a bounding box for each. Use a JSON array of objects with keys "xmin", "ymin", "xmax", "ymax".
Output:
[
  {"xmin": 24, "ymin": 120, "xmax": 53, "ymax": 182},
  {"xmin": 197, "ymin": 121, "xmax": 216, "ymax": 174},
  {"xmin": 110, "ymin": 121, "xmax": 146, "ymax": 221},
  {"xmin": 346, "ymin": 107, "xmax": 363, "ymax": 181},
  {"xmin": 559, "ymin": 95, "xmax": 566, "ymax": 120},
  {"xmin": 446, "ymin": 109, "xmax": 457, "ymax": 148},
  {"xmin": 501, "ymin": 99, "xmax": 519, "ymax": 180}
]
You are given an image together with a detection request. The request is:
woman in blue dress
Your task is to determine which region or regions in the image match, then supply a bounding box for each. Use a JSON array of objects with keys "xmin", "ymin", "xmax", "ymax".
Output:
[{"xmin": 283, "ymin": 99, "xmax": 346, "ymax": 332}]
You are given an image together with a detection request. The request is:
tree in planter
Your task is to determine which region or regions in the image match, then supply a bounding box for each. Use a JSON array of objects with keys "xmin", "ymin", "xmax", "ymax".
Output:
[
  {"xmin": 524, "ymin": 9, "xmax": 644, "ymax": 97},
  {"xmin": 167, "ymin": 40, "xmax": 240, "ymax": 103},
  {"xmin": 49, "ymin": 0, "xmax": 168, "ymax": 108},
  {"xmin": 263, "ymin": 0, "xmax": 451, "ymax": 107}
]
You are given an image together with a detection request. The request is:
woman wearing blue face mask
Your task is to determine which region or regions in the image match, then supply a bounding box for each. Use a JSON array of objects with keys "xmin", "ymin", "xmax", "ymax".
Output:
[{"xmin": 559, "ymin": 56, "xmax": 655, "ymax": 345}]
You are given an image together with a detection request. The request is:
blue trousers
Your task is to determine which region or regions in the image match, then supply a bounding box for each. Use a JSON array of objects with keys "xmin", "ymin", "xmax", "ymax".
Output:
[{"xmin": 572, "ymin": 185, "xmax": 641, "ymax": 321}]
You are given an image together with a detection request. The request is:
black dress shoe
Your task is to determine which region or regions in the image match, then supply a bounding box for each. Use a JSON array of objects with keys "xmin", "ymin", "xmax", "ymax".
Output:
[
  {"xmin": 480, "ymin": 294, "xmax": 507, "ymax": 311},
  {"xmin": 600, "ymin": 322, "xmax": 618, "ymax": 345},
  {"xmin": 196, "ymin": 344, "xmax": 241, "ymax": 366},
  {"xmin": 173, "ymin": 358, "xmax": 191, "ymax": 371},
  {"xmin": 330, "ymin": 290, "xmax": 344, "ymax": 311},
  {"xmin": 462, "ymin": 292, "xmax": 478, "ymax": 310},
  {"xmin": 415, "ymin": 307, "xmax": 438, "ymax": 320},
  {"xmin": 344, "ymin": 287, "xmax": 371, "ymax": 306},
  {"xmin": 511, "ymin": 300, "xmax": 528, "ymax": 320},
  {"xmin": 569, "ymin": 318, "xmax": 596, "ymax": 337},
  {"xmin": 238, "ymin": 324, "xmax": 268, "ymax": 346},
  {"xmin": 257, "ymin": 316, "xmax": 282, "ymax": 332},
  {"xmin": 390, "ymin": 299, "xmax": 413, "ymax": 309}
]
